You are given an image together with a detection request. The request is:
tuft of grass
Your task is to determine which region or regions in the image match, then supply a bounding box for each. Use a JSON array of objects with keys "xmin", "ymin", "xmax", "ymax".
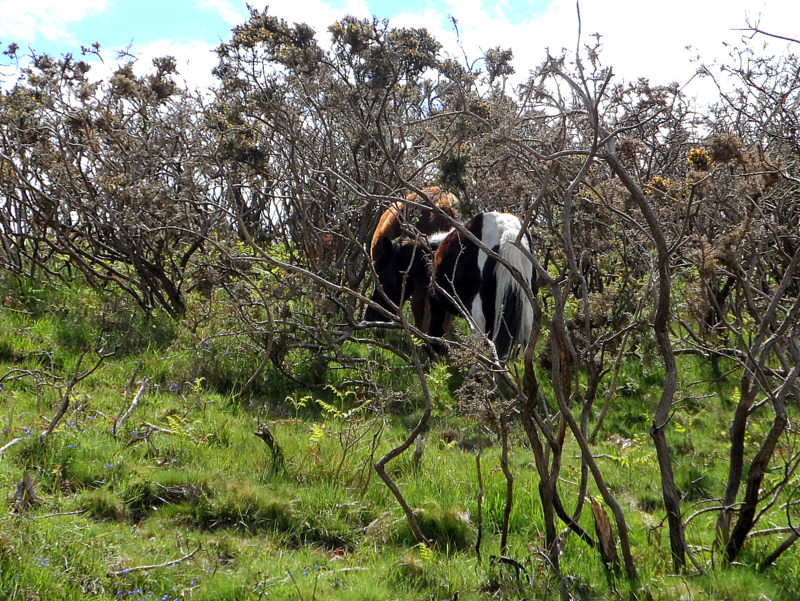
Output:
[
  {"xmin": 645, "ymin": 566, "xmax": 788, "ymax": 601},
  {"xmin": 123, "ymin": 476, "xmax": 209, "ymax": 517},
  {"xmin": 192, "ymin": 577, "xmax": 250, "ymax": 601},
  {"xmin": 678, "ymin": 465, "xmax": 717, "ymax": 502},
  {"xmin": 389, "ymin": 545, "xmax": 477, "ymax": 599},
  {"xmin": 78, "ymin": 489, "xmax": 128, "ymax": 521},
  {"xmin": 393, "ymin": 504, "xmax": 475, "ymax": 551},
  {"xmin": 188, "ymin": 483, "xmax": 299, "ymax": 535},
  {"xmin": 0, "ymin": 337, "xmax": 27, "ymax": 363},
  {"xmin": 395, "ymin": 553, "xmax": 425, "ymax": 579},
  {"xmin": 636, "ymin": 490, "xmax": 663, "ymax": 513}
]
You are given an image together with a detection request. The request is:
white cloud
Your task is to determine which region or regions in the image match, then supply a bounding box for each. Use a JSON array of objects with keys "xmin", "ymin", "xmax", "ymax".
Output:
[
  {"xmin": 377, "ymin": 0, "xmax": 800, "ymax": 100},
  {"xmin": 0, "ymin": 0, "xmax": 110, "ymax": 44},
  {"xmin": 193, "ymin": 0, "xmax": 797, "ymax": 103},
  {"xmin": 136, "ymin": 39, "xmax": 221, "ymax": 90},
  {"xmin": 81, "ymin": 38, "xmax": 221, "ymax": 91},
  {"xmin": 567, "ymin": 0, "xmax": 790, "ymax": 82},
  {"xmin": 259, "ymin": 0, "xmax": 371, "ymax": 36},
  {"xmin": 4, "ymin": 0, "xmax": 798, "ymax": 100},
  {"xmin": 196, "ymin": 0, "xmax": 247, "ymax": 26}
]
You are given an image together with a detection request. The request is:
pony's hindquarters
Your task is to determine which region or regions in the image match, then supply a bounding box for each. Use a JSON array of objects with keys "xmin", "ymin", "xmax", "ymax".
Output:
[
  {"xmin": 432, "ymin": 211, "xmax": 535, "ymax": 361},
  {"xmin": 483, "ymin": 212, "xmax": 535, "ymax": 360}
]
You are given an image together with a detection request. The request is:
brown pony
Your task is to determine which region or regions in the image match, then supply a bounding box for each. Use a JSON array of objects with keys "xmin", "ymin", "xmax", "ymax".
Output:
[
  {"xmin": 365, "ymin": 188, "xmax": 459, "ymax": 331},
  {"xmin": 369, "ymin": 187, "xmax": 459, "ymax": 261}
]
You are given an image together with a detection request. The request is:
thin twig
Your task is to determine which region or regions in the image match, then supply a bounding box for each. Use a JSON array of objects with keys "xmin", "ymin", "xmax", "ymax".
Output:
[
  {"xmin": 114, "ymin": 377, "xmax": 151, "ymax": 435},
  {"xmin": 141, "ymin": 421, "xmax": 175, "ymax": 435},
  {"xmin": 107, "ymin": 544, "xmax": 201, "ymax": 577},
  {"xmin": 0, "ymin": 437, "xmax": 23, "ymax": 456},
  {"xmin": 114, "ymin": 360, "xmax": 142, "ymax": 431},
  {"xmin": 286, "ymin": 570, "xmax": 306, "ymax": 601},
  {"xmin": 736, "ymin": 26, "xmax": 800, "ymax": 45},
  {"xmin": 254, "ymin": 423, "xmax": 284, "ymax": 470},
  {"xmin": 34, "ymin": 509, "xmax": 87, "ymax": 520}
]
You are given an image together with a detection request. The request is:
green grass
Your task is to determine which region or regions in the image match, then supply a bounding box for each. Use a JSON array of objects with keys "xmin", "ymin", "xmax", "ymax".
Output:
[{"xmin": 1, "ymin": 277, "xmax": 799, "ymax": 600}]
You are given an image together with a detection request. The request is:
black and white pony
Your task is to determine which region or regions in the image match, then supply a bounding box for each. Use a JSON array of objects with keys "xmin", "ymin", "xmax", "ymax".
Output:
[
  {"xmin": 430, "ymin": 212, "xmax": 536, "ymax": 361},
  {"xmin": 365, "ymin": 210, "xmax": 536, "ymax": 362}
]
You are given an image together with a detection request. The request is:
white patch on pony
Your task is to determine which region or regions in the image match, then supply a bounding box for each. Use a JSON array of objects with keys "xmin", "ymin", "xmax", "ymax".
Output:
[
  {"xmin": 427, "ymin": 229, "xmax": 454, "ymax": 247},
  {"xmin": 478, "ymin": 212, "xmax": 535, "ymax": 354},
  {"xmin": 470, "ymin": 295, "xmax": 487, "ymax": 333}
]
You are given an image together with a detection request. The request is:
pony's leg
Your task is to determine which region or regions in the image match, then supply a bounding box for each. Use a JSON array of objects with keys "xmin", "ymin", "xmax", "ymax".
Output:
[
  {"xmin": 427, "ymin": 298, "xmax": 452, "ymax": 356},
  {"xmin": 440, "ymin": 312, "xmax": 454, "ymax": 340},
  {"xmin": 410, "ymin": 283, "xmax": 432, "ymax": 334}
]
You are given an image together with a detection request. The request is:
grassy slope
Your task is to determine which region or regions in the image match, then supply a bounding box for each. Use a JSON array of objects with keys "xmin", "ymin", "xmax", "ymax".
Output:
[{"xmin": 0, "ymin": 280, "xmax": 796, "ymax": 600}]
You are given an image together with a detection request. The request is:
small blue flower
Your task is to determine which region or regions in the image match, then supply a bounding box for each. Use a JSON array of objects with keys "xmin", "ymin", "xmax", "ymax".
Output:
[{"xmin": 105, "ymin": 462, "xmax": 114, "ymax": 468}]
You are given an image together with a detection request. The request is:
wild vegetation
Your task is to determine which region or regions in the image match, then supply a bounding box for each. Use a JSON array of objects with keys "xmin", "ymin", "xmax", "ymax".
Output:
[{"xmin": 1, "ymin": 7, "xmax": 800, "ymax": 600}]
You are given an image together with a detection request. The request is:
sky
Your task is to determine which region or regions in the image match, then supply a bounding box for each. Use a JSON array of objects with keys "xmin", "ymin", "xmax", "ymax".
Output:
[{"xmin": 1, "ymin": 0, "xmax": 799, "ymax": 99}]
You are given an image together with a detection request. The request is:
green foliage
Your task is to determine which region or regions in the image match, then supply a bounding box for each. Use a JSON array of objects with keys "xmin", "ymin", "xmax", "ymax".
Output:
[
  {"xmin": 647, "ymin": 567, "xmax": 787, "ymax": 600},
  {"xmin": 1, "ymin": 270, "xmax": 798, "ymax": 600},
  {"xmin": 438, "ymin": 145, "xmax": 473, "ymax": 195},
  {"xmin": 78, "ymin": 489, "xmax": 128, "ymax": 521},
  {"xmin": 189, "ymin": 483, "xmax": 299, "ymax": 534},
  {"xmin": 0, "ymin": 275, "xmax": 178, "ymax": 364},
  {"xmin": 393, "ymin": 504, "xmax": 475, "ymax": 551}
]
